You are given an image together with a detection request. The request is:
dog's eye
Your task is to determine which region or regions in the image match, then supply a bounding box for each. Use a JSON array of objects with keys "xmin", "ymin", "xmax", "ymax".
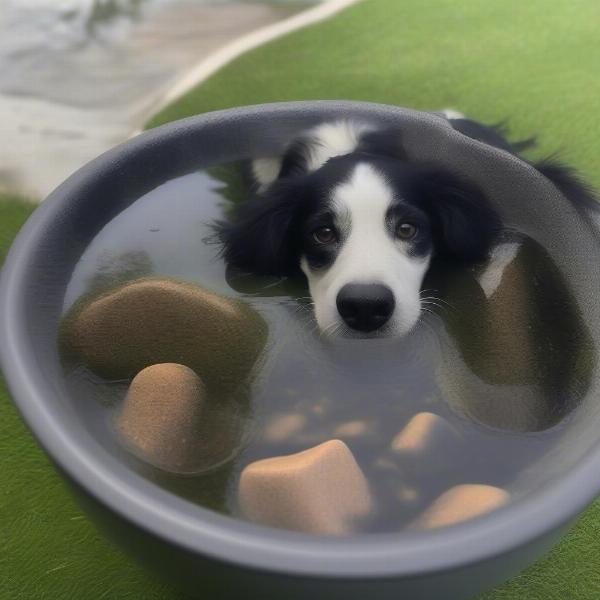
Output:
[
  {"xmin": 312, "ymin": 226, "xmax": 337, "ymax": 245},
  {"xmin": 396, "ymin": 223, "xmax": 418, "ymax": 240}
]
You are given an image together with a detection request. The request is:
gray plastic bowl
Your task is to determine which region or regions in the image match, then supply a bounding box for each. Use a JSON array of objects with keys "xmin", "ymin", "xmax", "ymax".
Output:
[{"xmin": 2, "ymin": 101, "xmax": 600, "ymax": 599}]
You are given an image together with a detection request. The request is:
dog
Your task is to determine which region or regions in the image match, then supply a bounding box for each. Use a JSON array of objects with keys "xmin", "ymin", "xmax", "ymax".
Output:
[{"xmin": 215, "ymin": 113, "xmax": 596, "ymax": 338}]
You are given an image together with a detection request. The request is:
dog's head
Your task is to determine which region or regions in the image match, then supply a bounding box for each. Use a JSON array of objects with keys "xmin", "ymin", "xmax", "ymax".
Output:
[{"xmin": 216, "ymin": 126, "xmax": 500, "ymax": 338}]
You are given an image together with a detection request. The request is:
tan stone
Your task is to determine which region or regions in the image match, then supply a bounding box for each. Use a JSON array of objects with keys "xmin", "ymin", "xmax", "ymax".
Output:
[
  {"xmin": 239, "ymin": 440, "xmax": 372, "ymax": 535},
  {"xmin": 396, "ymin": 485, "xmax": 419, "ymax": 503},
  {"xmin": 333, "ymin": 420, "xmax": 371, "ymax": 438},
  {"xmin": 59, "ymin": 277, "xmax": 268, "ymax": 395},
  {"xmin": 263, "ymin": 413, "xmax": 307, "ymax": 443},
  {"xmin": 372, "ymin": 457, "xmax": 402, "ymax": 474},
  {"xmin": 391, "ymin": 412, "xmax": 458, "ymax": 455},
  {"xmin": 412, "ymin": 484, "xmax": 510, "ymax": 529},
  {"xmin": 117, "ymin": 363, "xmax": 206, "ymax": 472}
]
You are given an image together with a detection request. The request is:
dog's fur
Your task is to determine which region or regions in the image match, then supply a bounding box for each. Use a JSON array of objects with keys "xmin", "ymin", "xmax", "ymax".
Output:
[{"xmin": 215, "ymin": 114, "xmax": 596, "ymax": 338}]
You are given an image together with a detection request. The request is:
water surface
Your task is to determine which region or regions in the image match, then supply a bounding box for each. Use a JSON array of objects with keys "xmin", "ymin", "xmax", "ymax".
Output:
[{"xmin": 60, "ymin": 166, "xmax": 594, "ymax": 533}]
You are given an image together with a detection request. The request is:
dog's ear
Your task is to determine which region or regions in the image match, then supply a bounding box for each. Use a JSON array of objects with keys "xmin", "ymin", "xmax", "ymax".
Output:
[
  {"xmin": 213, "ymin": 178, "xmax": 306, "ymax": 277},
  {"xmin": 415, "ymin": 166, "xmax": 501, "ymax": 261}
]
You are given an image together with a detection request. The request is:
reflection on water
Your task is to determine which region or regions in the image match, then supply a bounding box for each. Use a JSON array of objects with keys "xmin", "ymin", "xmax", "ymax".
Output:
[
  {"xmin": 0, "ymin": 0, "xmax": 307, "ymax": 198},
  {"xmin": 58, "ymin": 166, "xmax": 596, "ymax": 533},
  {"xmin": 431, "ymin": 234, "xmax": 595, "ymax": 432}
]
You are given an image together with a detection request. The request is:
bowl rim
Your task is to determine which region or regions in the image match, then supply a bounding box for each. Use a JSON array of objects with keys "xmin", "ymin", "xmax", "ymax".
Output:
[{"xmin": 1, "ymin": 100, "xmax": 599, "ymax": 579}]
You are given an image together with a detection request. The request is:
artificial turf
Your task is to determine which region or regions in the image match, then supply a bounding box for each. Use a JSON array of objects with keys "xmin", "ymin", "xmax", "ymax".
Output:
[
  {"xmin": 2, "ymin": 0, "xmax": 600, "ymax": 597},
  {"xmin": 0, "ymin": 197, "xmax": 186, "ymax": 599},
  {"xmin": 148, "ymin": 0, "xmax": 600, "ymax": 189}
]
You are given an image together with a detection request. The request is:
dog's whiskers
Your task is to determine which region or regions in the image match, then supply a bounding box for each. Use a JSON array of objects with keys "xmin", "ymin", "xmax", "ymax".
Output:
[
  {"xmin": 320, "ymin": 320, "xmax": 345, "ymax": 338},
  {"xmin": 419, "ymin": 291, "xmax": 456, "ymax": 314}
]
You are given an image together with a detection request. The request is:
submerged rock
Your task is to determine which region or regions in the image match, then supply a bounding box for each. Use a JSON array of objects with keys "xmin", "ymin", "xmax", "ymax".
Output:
[
  {"xmin": 116, "ymin": 362, "xmax": 244, "ymax": 474},
  {"xmin": 411, "ymin": 483, "xmax": 510, "ymax": 529},
  {"xmin": 391, "ymin": 412, "xmax": 460, "ymax": 456},
  {"xmin": 333, "ymin": 420, "xmax": 372, "ymax": 439},
  {"xmin": 430, "ymin": 233, "xmax": 595, "ymax": 431},
  {"xmin": 238, "ymin": 440, "xmax": 372, "ymax": 535},
  {"xmin": 117, "ymin": 363, "xmax": 206, "ymax": 472},
  {"xmin": 60, "ymin": 277, "xmax": 268, "ymax": 395},
  {"xmin": 263, "ymin": 413, "xmax": 308, "ymax": 444}
]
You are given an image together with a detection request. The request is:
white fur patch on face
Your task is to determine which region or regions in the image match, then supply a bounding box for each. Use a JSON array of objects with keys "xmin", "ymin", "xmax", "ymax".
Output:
[{"xmin": 301, "ymin": 163, "xmax": 431, "ymax": 337}]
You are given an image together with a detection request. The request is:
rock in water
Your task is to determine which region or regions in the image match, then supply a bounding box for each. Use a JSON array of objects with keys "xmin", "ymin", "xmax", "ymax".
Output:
[
  {"xmin": 238, "ymin": 440, "xmax": 372, "ymax": 535},
  {"xmin": 60, "ymin": 277, "xmax": 268, "ymax": 395},
  {"xmin": 117, "ymin": 363, "xmax": 207, "ymax": 472},
  {"xmin": 391, "ymin": 412, "xmax": 460, "ymax": 456},
  {"xmin": 412, "ymin": 484, "xmax": 510, "ymax": 529},
  {"xmin": 431, "ymin": 232, "xmax": 595, "ymax": 431}
]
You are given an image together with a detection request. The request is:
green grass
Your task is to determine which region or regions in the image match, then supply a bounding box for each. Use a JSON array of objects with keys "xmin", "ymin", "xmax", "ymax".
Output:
[
  {"xmin": 0, "ymin": 380, "xmax": 182, "ymax": 600},
  {"xmin": 3, "ymin": 0, "xmax": 600, "ymax": 597},
  {"xmin": 148, "ymin": 0, "xmax": 600, "ymax": 189},
  {"xmin": 0, "ymin": 196, "xmax": 185, "ymax": 599},
  {"xmin": 0, "ymin": 195, "xmax": 36, "ymax": 265}
]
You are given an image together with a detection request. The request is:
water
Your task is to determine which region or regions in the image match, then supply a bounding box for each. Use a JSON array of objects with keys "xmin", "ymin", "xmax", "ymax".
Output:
[
  {"xmin": 60, "ymin": 164, "xmax": 595, "ymax": 534},
  {"xmin": 0, "ymin": 0, "xmax": 308, "ymax": 198}
]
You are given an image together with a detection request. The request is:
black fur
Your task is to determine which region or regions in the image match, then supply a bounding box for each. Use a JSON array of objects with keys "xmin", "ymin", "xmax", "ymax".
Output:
[
  {"xmin": 215, "ymin": 177, "xmax": 306, "ymax": 277},
  {"xmin": 533, "ymin": 158, "xmax": 599, "ymax": 211},
  {"xmin": 216, "ymin": 152, "xmax": 500, "ymax": 276},
  {"xmin": 447, "ymin": 117, "xmax": 598, "ymax": 211},
  {"xmin": 407, "ymin": 165, "xmax": 502, "ymax": 261},
  {"xmin": 449, "ymin": 118, "xmax": 536, "ymax": 155},
  {"xmin": 277, "ymin": 136, "xmax": 316, "ymax": 179},
  {"xmin": 216, "ymin": 117, "xmax": 597, "ymax": 282},
  {"xmin": 356, "ymin": 128, "xmax": 407, "ymax": 160}
]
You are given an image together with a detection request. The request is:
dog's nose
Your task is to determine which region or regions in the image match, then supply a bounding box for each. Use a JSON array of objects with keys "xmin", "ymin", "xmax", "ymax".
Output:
[{"xmin": 336, "ymin": 283, "xmax": 395, "ymax": 332}]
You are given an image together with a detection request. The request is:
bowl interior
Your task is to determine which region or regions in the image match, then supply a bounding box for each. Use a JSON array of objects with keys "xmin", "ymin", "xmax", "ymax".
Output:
[{"xmin": 3, "ymin": 101, "xmax": 600, "ymax": 575}]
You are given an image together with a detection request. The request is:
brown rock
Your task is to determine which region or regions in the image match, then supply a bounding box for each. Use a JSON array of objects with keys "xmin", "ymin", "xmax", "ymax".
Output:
[
  {"xmin": 391, "ymin": 412, "xmax": 459, "ymax": 455},
  {"xmin": 60, "ymin": 277, "xmax": 268, "ymax": 395},
  {"xmin": 117, "ymin": 363, "xmax": 206, "ymax": 472},
  {"xmin": 412, "ymin": 484, "xmax": 510, "ymax": 529},
  {"xmin": 238, "ymin": 440, "xmax": 372, "ymax": 535},
  {"xmin": 476, "ymin": 240, "xmax": 537, "ymax": 385},
  {"xmin": 433, "ymin": 237, "xmax": 536, "ymax": 387},
  {"xmin": 434, "ymin": 232, "xmax": 595, "ymax": 431}
]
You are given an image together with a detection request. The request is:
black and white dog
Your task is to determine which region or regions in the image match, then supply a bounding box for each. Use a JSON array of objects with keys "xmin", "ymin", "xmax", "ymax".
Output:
[{"xmin": 216, "ymin": 113, "xmax": 595, "ymax": 338}]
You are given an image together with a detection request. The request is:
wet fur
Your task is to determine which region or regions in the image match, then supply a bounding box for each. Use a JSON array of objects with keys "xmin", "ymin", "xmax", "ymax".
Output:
[{"xmin": 215, "ymin": 116, "xmax": 596, "ymax": 336}]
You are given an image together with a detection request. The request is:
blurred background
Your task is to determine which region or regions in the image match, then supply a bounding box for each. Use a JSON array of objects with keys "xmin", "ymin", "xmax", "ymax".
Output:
[
  {"xmin": 1, "ymin": 1, "xmax": 600, "ymax": 599},
  {"xmin": 0, "ymin": 0, "xmax": 312, "ymax": 198}
]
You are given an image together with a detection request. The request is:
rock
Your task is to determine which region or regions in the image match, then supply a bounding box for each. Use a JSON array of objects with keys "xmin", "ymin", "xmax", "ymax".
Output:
[
  {"xmin": 474, "ymin": 239, "xmax": 538, "ymax": 385},
  {"xmin": 396, "ymin": 485, "xmax": 419, "ymax": 504},
  {"xmin": 263, "ymin": 413, "xmax": 307, "ymax": 443},
  {"xmin": 333, "ymin": 420, "xmax": 371, "ymax": 438},
  {"xmin": 117, "ymin": 363, "xmax": 206, "ymax": 472},
  {"xmin": 372, "ymin": 457, "xmax": 402, "ymax": 473},
  {"xmin": 391, "ymin": 412, "xmax": 459, "ymax": 456},
  {"xmin": 238, "ymin": 440, "xmax": 372, "ymax": 535},
  {"xmin": 430, "ymin": 232, "xmax": 595, "ymax": 431},
  {"xmin": 412, "ymin": 484, "xmax": 510, "ymax": 529},
  {"xmin": 430, "ymin": 236, "xmax": 535, "ymax": 387},
  {"xmin": 60, "ymin": 277, "xmax": 268, "ymax": 395}
]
